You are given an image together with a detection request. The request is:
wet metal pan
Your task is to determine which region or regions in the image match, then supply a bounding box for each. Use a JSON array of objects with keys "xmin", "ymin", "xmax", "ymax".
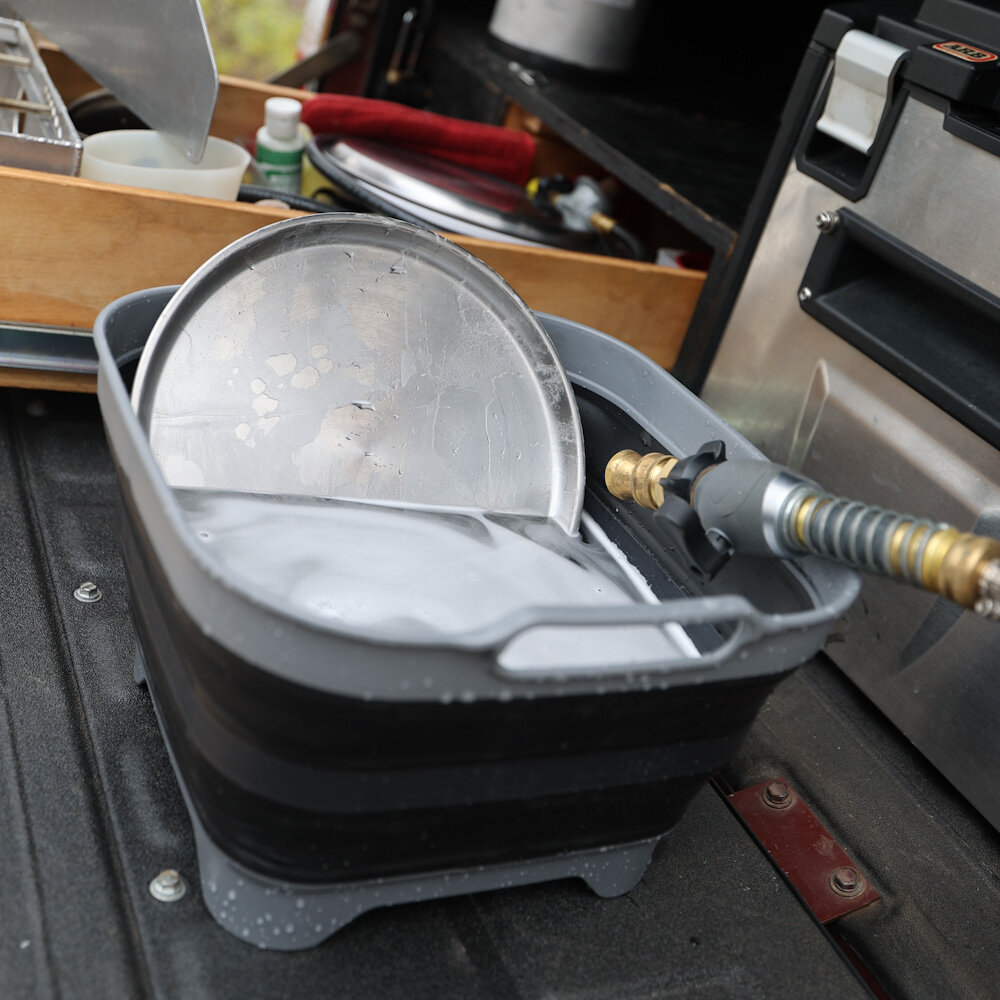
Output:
[
  {"xmin": 131, "ymin": 214, "xmax": 585, "ymax": 533},
  {"xmin": 308, "ymin": 136, "xmax": 603, "ymax": 251}
]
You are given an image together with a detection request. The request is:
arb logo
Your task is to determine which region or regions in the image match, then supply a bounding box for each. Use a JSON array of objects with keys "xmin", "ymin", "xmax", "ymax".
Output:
[{"xmin": 932, "ymin": 41, "xmax": 999, "ymax": 63}]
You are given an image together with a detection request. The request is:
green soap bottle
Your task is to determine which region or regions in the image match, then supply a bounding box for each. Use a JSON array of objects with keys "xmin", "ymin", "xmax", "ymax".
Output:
[{"xmin": 255, "ymin": 97, "xmax": 305, "ymax": 195}]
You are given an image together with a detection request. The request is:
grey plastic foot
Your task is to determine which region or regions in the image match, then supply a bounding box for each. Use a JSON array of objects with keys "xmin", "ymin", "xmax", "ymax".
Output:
[{"xmin": 190, "ymin": 814, "xmax": 661, "ymax": 952}]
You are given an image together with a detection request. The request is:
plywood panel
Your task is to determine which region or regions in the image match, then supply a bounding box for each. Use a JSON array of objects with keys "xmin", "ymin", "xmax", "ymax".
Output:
[
  {"xmin": 0, "ymin": 161, "xmax": 703, "ymax": 367},
  {"xmin": 0, "ymin": 367, "xmax": 96, "ymax": 393},
  {"xmin": 0, "ymin": 166, "xmax": 298, "ymax": 328},
  {"xmin": 456, "ymin": 237, "xmax": 704, "ymax": 369}
]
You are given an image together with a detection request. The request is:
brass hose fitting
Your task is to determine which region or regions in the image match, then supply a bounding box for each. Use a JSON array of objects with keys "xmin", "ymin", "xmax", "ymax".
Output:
[
  {"xmin": 606, "ymin": 449, "xmax": 1000, "ymax": 620},
  {"xmin": 588, "ymin": 211, "xmax": 618, "ymax": 235},
  {"xmin": 605, "ymin": 449, "xmax": 679, "ymax": 510}
]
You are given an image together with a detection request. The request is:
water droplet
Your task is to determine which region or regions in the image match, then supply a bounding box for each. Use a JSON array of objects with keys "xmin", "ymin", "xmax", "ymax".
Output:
[
  {"xmin": 252, "ymin": 394, "xmax": 279, "ymax": 417},
  {"xmin": 266, "ymin": 353, "xmax": 296, "ymax": 377}
]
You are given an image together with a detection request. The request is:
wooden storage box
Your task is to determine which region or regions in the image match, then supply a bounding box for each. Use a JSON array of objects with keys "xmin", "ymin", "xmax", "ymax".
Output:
[{"xmin": 0, "ymin": 46, "xmax": 705, "ymax": 391}]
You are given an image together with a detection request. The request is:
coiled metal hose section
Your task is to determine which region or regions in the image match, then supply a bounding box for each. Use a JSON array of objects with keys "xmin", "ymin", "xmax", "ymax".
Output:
[{"xmin": 778, "ymin": 486, "xmax": 1000, "ymax": 618}]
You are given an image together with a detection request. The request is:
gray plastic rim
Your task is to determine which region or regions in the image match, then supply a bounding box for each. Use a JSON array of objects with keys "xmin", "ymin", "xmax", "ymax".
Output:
[{"xmin": 95, "ymin": 287, "xmax": 860, "ymax": 702}]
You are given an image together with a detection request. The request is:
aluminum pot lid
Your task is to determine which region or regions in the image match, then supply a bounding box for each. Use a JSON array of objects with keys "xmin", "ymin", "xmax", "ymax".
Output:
[
  {"xmin": 308, "ymin": 136, "xmax": 601, "ymax": 251},
  {"xmin": 131, "ymin": 214, "xmax": 585, "ymax": 533}
]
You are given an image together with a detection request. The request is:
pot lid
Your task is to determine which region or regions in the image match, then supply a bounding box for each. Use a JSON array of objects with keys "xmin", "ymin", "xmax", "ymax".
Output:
[
  {"xmin": 131, "ymin": 214, "xmax": 586, "ymax": 533},
  {"xmin": 309, "ymin": 136, "xmax": 601, "ymax": 251}
]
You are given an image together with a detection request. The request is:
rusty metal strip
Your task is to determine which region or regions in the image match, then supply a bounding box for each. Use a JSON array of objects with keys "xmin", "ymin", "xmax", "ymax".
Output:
[{"xmin": 729, "ymin": 778, "xmax": 881, "ymax": 924}]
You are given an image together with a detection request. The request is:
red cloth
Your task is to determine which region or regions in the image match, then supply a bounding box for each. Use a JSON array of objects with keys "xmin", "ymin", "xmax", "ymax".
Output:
[{"xmin": 301, "ymin": 95, "xmax": 536, "ymax": 185}]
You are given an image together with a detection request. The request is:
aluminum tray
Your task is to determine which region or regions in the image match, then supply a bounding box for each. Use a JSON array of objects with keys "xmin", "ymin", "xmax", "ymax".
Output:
[{"xmin": 131, "ymin": 214, "xmax": 586, "ymax": 534}]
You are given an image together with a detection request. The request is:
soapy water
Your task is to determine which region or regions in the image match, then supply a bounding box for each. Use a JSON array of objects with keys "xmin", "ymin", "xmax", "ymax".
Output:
[{"xmin": 174, "ymin": 489, "xmax": 697, "ymax": 666}]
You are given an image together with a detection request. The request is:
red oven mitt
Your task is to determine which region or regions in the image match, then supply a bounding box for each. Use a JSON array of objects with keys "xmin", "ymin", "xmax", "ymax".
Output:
[{"xmin": 300, "ymin": 94, "xmax": 537, "ymax": 185}]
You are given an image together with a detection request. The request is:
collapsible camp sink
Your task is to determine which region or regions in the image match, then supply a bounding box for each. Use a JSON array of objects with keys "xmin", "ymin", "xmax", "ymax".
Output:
[{"xmin": 94, "ymin": 251, "xmax": 857, "ymax": 951}]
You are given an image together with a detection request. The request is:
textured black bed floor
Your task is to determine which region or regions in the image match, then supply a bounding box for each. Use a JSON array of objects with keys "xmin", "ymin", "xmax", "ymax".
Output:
[{"xmin": 0, "ymin": 387, "xmax": 875, "ymax": 1000}]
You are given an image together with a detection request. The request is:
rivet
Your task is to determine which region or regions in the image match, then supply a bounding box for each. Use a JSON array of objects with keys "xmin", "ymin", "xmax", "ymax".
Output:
[
  {"xmin": 149, "ymin": 869, "xmax": 187, "ymax": 903},
  {"xmin": 816, "ymin": 210, "xmax": 840, "ymax": 233},
  {"xmin": 798, "ymin": 287, "xmax": 813, "ymax": 303},
  {"xmin": 73, "ymin": 581, "xmax": 102, "ymax": 604}
]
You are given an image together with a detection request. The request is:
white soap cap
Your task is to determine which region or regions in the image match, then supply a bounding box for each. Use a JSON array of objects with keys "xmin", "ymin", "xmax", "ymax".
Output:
[{"xmin": 264, "ymin": 97, "xmax": 302, "ymax": 141}]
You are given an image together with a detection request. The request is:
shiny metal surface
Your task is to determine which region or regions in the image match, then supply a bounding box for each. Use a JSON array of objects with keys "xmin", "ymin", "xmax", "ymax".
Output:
[
  {"xmin": 761, "ymin": 470, "xmax": 812, "ymax": 557},
  {"xmin": 132, "ymin": 214, "xmax": 585, "ymax": 534},
  {"xmin": 15, "ymin": 0, "xmax": 217, "ymax": 161},
  {"xmin": 310, "ymin": 137, "xmax": 598, "ymax": 251},
  {"xmin": 489, "ymin": 0, "xmax": 650, "ymax": 73},
  {"xmin": 0, "ymin": 17, "xmax": 80, "ymax": 173},
  {"xmin": 706, "ymin": 98, "xmax": 1000, "ymax": 458},
  {"xmin": 604, "ymin": 449, "xmax": 678, "ymax": 510},
  {"xmin": 703, "ymin": 94, "xmax": 1000, "ymax": 829},
  {"xmin": 0, "ymin": 321, "xmax": 98, "ymax": 373}
]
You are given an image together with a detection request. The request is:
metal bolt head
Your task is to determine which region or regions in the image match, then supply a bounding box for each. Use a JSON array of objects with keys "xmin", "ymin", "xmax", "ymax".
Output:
[
  {"xmin": 149, "ymin": 869, "xmax": 186, "ymax": 903},
  {"xmin": 798, "ymin": 287, "xmax": 813, "ymax": 304},
  {"xmin": 816, "ymin": 210, "xmax": 840, "ymax": 233},
  {"xmin": 73, "ymin": 582, "xmax": 102, "ymax": 604},
  {"xmin": 830, "ymin": 866, "xmax": 864, "ymax": 897},
  {"xmin": 763, "ymin": 780, "xmax": 793, "ymax": 808},
  {"xmin": 507, "ymin": 60, "xmax": 543, "ymax": 87}
]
